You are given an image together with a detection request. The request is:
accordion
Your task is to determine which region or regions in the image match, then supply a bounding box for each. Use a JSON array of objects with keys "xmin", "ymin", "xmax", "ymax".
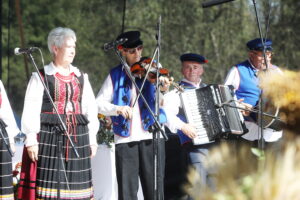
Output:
[{"xmin": 180, "ymin": 84, "xmax": 248, "ymax": 145}]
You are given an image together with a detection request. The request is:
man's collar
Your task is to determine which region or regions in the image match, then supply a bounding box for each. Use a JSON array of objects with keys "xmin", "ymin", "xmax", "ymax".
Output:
[
  {"xmin": 181, "ymin": 78, "xmax": 202, "ymax": 88},
  {"xmin": 247, "ymin": 59, "xmax": 259, "ymax": 72},
  {"xmin": 247, "ymin": 59, "xmax": 274, "ymax": 72}
]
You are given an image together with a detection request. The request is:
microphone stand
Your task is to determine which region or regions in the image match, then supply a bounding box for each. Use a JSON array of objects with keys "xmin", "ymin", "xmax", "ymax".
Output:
[
  {"xmin": 131, "ymin": 48, "xmax": 158, "ymax": 108},
  {"xmin": 252, "ymin": 0, "xmax": 271, "ymax": 150},
  {"xmin": 26, "ymin": 51, "xmax": 79, "ymax": 200},
  {"xmin": 124, "ymin": 19, "xmax": 164, "ymax": 200},
  {"xmin": 152, "ymin": 15, "xmax": 163, "ymax": 200},
  {"xmin": 219, "ymin": 102, "xmax": 281, "ymax": 122}
]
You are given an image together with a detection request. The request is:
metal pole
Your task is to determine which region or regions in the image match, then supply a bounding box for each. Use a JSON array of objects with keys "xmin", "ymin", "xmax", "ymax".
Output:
[
  {"xmin": 252, "ymin": 0, "xmax": 267, "ymax": 150},
  {"xmin": 121, "ymin": 0, "xmax": 126, "ymax": 33},
  {"xmin": 15, "ymin": 0, "xmax": 30, "ymax": 81},
  {"xmin": 6, "ymin": 0, "xmax": 12, "ymax": 92}
]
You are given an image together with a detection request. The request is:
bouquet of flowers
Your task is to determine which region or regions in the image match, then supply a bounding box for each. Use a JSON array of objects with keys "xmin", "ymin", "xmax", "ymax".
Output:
[
  {"xmin": 13, "ymin": 162, "xmax": 22, "ymax": 198},
  {"xmin": 96, "ymin": 114, "xmax": 114, "ymax": 148}
]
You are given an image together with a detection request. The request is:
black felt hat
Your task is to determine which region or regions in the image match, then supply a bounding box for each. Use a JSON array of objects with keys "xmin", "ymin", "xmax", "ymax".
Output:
[
  {"xmin": 246, "ymin": 38, "xmax": 273, "ymax": 51},
  {"xmin": 116, "ymin": 31, "xmax": 143, "ymax": 48},
  {"xmin": 180, "ymin": 53, "xmax": 208, "ymax": 64}
]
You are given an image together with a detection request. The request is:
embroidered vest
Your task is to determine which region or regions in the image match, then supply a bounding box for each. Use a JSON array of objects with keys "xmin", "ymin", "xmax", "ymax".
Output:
[
  {"xmin": 235, "ymin": 60, "xmax": 261, "ymax": 107},
  {"xmin": 110, "ymin": 64, "xmax": 166, "ymax": 137},
  {"xmin": 39, "ymin": 69, "xmax": 84, "ymax": 114},
  {"xmin": 235, "ymin": 60, "xmax": 261, "ymax": 121}
]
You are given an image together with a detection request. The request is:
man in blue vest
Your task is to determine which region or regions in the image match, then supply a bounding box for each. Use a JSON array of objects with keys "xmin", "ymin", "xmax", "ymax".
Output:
[
  {"xmin": 224, "ymin": 38, "xmax": 282, "ymax": 146},
  {"xmin": 96, "ymin": 30, "xmax": 169, "ymax": 200},
  {"xmin": 163, "ymin": 53, "xmax": 217, "ymax": 196}
]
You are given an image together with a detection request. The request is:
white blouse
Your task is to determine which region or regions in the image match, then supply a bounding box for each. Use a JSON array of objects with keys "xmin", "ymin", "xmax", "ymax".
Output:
[
  {"xmin": 0, "ymin": 80, "xmax": 20, "ymax": 142},
  {"xmin": 21, "ymin": 62, "xmax": 99, "ymax": 147}
]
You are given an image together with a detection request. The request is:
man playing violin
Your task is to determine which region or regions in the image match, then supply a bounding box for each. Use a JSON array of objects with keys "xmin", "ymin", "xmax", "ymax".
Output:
[
  {"xmin": 163, "ymin": 53, "xmax": 217, "ymax": 197},
  {"xmin": 96, "ymin": 30, "xmax": 169, "ymax": 200},
  {"xmin": 224, "ymin": 38, "xmax": 282, "ymax": 146}
]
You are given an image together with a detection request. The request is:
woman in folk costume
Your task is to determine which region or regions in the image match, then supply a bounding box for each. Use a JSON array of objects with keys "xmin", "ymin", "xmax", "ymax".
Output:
[
  {"xmin": 17, "ymin": 27, "xmax": 99, "ymax": 200},
  {"xmin": 0, "ymin": 80, "xmax": 20, "ymax": 200}
]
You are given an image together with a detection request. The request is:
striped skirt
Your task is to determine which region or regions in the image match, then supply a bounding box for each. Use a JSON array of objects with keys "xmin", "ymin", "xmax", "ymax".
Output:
[
  {"xmin": 0, "ymin": 120, "xmax": 14, "ymax": 200},
  {"xmin": 18, "ymin": 114, "xmax": 94, "ymax": 200}
]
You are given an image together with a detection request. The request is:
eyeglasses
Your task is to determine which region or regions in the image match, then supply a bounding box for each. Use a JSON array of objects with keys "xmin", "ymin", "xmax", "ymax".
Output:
[{"xmin": 124, "ymin": 45, "xmax": 143, "ymax": 54}]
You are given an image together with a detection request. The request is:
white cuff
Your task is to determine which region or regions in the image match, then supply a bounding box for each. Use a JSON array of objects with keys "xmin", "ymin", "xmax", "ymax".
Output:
[{"xmin": 25, "ymin": 133, "xmax": 38, "ymax": 147}]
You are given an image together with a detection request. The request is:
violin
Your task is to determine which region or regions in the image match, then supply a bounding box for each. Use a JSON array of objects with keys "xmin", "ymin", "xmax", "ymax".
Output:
[
  {"xmin": 130, "ymin": 57, "xmax": 184, "ymax": 92},
  {"xmin": 130, "ymin": 57, "xmax": 166, "ymax": 83}
]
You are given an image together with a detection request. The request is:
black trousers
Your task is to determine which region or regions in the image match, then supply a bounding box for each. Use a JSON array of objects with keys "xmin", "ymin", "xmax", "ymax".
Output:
[{"xmin": 115, "ymin": 139, "xmax": 165, "ymax": 200}]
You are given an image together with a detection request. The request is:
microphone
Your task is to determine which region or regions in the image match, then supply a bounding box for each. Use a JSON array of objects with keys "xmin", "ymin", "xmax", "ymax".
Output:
[
  {"xmin": 202, "ymin": 0, "xmax": 235, "ymax": 8},
  {"xmin": 14, "ymin": 47, "xmax": 37, "ymax": 55},
  {"xmin": 103, "ymin": 38, "xmax": 128, "ymax": 51}
]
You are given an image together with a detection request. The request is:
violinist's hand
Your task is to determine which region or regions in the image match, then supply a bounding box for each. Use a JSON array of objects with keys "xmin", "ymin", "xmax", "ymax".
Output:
[
  {"xmin": 159, "ymin": 76, "xmax": 171, "ymax": 93},
  {"xmin": 116, "ymin": 106, "xmax": 133, "ymax": 119},
  {"xmin": 181, "ymin": 123, "xmax": 197, "ymax": 139},
  {"xmin": 237, "ymin": 99, "xmax": 253, "ymax": 116},
  {"xmin": 27, "ymin": 144, "xmax": 39, "ymax": 162}
]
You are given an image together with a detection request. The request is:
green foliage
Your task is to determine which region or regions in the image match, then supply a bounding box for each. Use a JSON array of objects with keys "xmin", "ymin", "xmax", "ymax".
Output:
[
  {"xmin": 251, "ymin": 147, "xmax": 266, "ymax": 161},
  {"xmin": 97, "ymin": 127, "xmax": 114, "ymax": 148},
  {"xmin": 1, "ymin": 0, "xmax": 299, "ymax": 116},
  {"xmin": 96, "ymin": 115, "xmax": 114, "ymax": 148}
]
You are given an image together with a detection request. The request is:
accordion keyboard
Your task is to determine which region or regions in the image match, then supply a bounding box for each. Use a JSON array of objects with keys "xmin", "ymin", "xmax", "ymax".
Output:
[
  {"xmin": 180, "ymin": 89, "xmax": 211, "ymax": 145},
  {"xmin": 180, "ymin": 85, "xmax": 247, "ymax": 145}
]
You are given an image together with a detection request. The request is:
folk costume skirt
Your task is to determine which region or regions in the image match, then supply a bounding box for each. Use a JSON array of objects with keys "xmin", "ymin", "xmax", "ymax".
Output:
[
  {"xmin": 0, "ymin": 120, "xmax": 14, "ymax": 200},
  {"xmin": 18, "ymin": 114, "xmax": 94, "ymax": 200}
]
